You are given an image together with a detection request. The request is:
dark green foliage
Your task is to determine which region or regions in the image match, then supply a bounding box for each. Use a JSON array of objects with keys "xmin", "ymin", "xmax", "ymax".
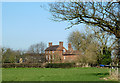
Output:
[
  {"xmin": 2, "ymin": 63, "xmax": 75, "ymax": 68},
  {"xmin": 98, "ymin": 48, "xmax": 112, "ymax": 65},
  {"xmin": 95, "ymin": 73, "xmax": 109, "ymax": 78},
  {"xmin": 45, "ymin": 63, "xmax": 75, "ymax": 68},
  {"xmin": 101, "ymin": 51, "xmax": 112, "ymax": 65},
  {"xmin": 2, "ymin": 63, "xmax": 42, "ymax": 68}
]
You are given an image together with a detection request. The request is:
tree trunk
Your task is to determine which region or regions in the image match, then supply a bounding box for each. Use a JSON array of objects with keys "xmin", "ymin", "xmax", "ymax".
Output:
[
  {"xmin": 117, "ymin": 30, "xmax": 120, "ymax": 78},
  {"xmin": 118, "ymin": 1, "xmax": 120, "ymax": 80}
]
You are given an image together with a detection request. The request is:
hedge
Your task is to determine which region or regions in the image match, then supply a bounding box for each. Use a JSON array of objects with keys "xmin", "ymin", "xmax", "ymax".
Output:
[
  {"xmin": 45, "ymin": 63, "xmax": 75, "ymax": 68},
  {"xmin": 2, "ymin": 63, "xmax": 42, "ymax": 68},
  {"xmin": 2, "ymin": 63, "xmax": 76, "ymax": 68}
]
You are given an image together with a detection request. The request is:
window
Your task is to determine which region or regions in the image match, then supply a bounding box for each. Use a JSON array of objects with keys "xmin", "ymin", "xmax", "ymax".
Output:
[
  {"xmin": 46, "ymin": 55, "xmax": 48, "ymax": 60},
  {"xmin": 63, "ymin": 49, "xmax": 66, "ymax": 53},
  {"xmin": 64, "ymin": 56, "xmax": 66, "ymax": 60},
  {"xmin": 53, "ymin": 55, "xmax": 54, "ymax": 60},
  {"xmin": 49, "ymin": 55, "xmax": 51, "ymax": 60}
]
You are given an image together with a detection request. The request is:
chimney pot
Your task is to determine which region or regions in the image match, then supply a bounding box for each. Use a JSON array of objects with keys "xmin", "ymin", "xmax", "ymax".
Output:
[
  {"xmin": 59, "ymin": 41, "xmax": 63, "ymax": 47},
  {"xmin": 49, "ymin": 42, "xmax": 52, "ymax": 47}
]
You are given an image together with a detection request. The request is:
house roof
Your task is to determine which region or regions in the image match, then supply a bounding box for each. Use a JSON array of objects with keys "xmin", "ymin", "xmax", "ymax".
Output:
[{"xmin": 45, "ymin": 45, "xmax": 61, "ymax": 51}]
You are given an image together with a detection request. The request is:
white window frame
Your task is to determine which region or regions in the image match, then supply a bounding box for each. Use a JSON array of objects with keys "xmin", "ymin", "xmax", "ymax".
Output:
[
  {"xmin": 46, "ymin": 55, "xmax": 48, "ymax": 60},
  {"xmin": 63, "ymin": 49, "xmax": 66, "ymax": 53},
  {"xmin": 64, "ymin": 56, "xmax": 66, "ymax": 60},
  {"xmin": 53, "ymin": 55, "xmax": 54, "ymax": 60}
]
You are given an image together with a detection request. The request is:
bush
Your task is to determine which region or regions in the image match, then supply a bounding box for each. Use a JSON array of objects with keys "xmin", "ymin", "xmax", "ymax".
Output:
[
  {"xmin": 2, "ymin": 63, "xmax": 42, "ymax": 68},
  {"xmin": 2, "ymin": 63, "xmax": 16, "ymax": 68},
  {"xmin": 45, "ymin": 63, "xmax": 75, "ymax": 68}
]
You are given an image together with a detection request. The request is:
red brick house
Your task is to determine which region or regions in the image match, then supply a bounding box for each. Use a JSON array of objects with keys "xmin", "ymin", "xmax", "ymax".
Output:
[{"xmin": 45, "ymin": 41, "xmax": 80, "ymax": 63}]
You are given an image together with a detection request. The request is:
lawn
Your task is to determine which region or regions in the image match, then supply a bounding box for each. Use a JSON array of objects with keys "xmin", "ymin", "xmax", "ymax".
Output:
[{"xmin": 2, "ymin": 67, "xmax": 110, "ymax": 81}]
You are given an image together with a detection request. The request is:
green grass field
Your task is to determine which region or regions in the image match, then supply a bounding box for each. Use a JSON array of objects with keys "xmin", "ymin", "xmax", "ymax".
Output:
[{"xmin": 2, "ymin": 67, "xmax": 110, "ymax": 81}]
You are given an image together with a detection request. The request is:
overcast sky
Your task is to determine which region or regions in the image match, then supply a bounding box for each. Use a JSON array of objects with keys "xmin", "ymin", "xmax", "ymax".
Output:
[{"xmin": 2, "ymin": 2, "xmax": 86, "ymax": 50}]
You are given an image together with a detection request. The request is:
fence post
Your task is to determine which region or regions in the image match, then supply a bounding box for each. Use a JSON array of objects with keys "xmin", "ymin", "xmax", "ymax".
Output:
[{"xmin": 110, "ymin": 63, "xmax": 112, "ymax": 76}]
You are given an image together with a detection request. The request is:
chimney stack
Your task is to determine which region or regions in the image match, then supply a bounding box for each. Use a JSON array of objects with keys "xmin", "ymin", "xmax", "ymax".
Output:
[
  {"xmin": 68, "ymin": 43, "xmax": 73, "ymax": 51},
  {"xmin": 49, "ymin": 42, "xmax": 52, "ymax": 47},
  {"xmin": 59, "ymin": 41, "xmax": 63, "ymax": 47}
]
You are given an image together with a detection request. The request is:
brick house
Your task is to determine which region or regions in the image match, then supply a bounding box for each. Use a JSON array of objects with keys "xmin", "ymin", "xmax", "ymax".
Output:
[{"xmin": 45, "ymin": 41, "xmax": 80, "ymax": 63}]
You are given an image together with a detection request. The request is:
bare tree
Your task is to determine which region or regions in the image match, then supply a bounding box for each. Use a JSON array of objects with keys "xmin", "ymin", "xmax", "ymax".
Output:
[
  {"xmin": 28, "ymin": 42, "xmax": 46, "ymax": 54},
  {"xmin": 49, "ymin": 1, "xmax": 120, "ymax": 38},
  {"xmin": 2, "ymin": 47, "xmax": 22, "ymax": 63},
  {"xmin": 86, "ymin": 26, "xmax": 118, "ymax": 51},
  {"xmin": 77, "ymin": 43, "xmax": 98, "ymax": 66},
  {"xmin": 85, "ymin": 26, "xmax": 118, "ymax": 64},
  {"xmin": 68, "ymin": 30, "xmax": 98, "ymax": 51},
  {"xmin": 68, "ymin": 30, "xmax": 99, "ymax": 65},
  {"xmin": 48, "ymin": 1, "xmax": 120, "ymax": 62}
]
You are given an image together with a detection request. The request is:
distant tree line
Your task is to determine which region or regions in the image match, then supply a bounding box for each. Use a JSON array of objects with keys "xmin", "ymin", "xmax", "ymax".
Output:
[
  {"xmin": 1, "ymin": 42, "xmax": 46, "ymax": 63},
  {"xmin": 1, "ymin": 29, "xmax": 117, "ymax": 66}
]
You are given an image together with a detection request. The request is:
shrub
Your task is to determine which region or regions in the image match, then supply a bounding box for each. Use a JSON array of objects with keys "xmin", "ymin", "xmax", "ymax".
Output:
[
  {"xmin": 2, "ymin": 63, "xmax": 42, "ymax": 68},
  {"xmin": 45, "ymin": 63, "xmax": 75, "ymax": 68}
]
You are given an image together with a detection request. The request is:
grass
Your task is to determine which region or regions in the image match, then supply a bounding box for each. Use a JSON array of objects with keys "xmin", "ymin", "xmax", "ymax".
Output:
[{"xmin": 2, "ymin": 67, "xmax": 111, "ymax": 81}]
